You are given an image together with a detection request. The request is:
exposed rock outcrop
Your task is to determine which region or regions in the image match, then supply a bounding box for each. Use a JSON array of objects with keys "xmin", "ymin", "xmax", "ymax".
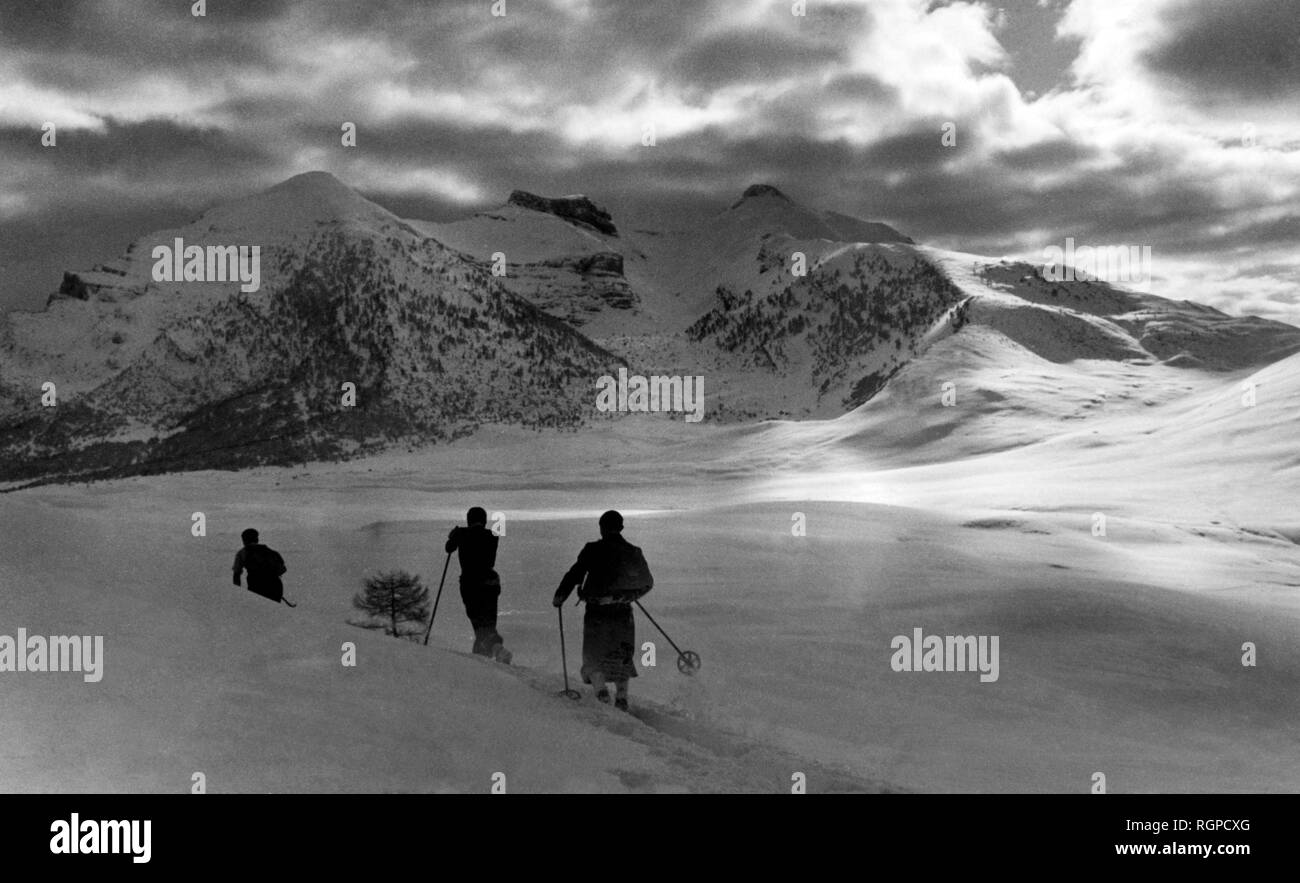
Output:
[{"xmin": 506, "ymin": 191, "xmax": 618, "ymax": 236}]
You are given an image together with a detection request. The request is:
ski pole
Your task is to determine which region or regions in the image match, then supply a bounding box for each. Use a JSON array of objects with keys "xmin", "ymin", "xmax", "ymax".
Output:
[
  {"xmin": 557, "ymin": 606, "xmax": 581, "ymax": 700},
  {"xmin": 633, "ymin": 599, "xmax": 702, "ymax": 675},
  {"xmin": 423, "ymin": 550, "xmax": 452, "ymax": 646}
]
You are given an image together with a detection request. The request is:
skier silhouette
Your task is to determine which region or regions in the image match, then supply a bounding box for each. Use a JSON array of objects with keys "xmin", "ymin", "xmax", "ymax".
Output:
[
  {"xmin": 232, "ymin": 528, "xmax": 291, "ymax": 605},
  {"xmin": 446, "ymin": 507, "xmax": 511, "ymax": 663},
  {"xmin": 552, "ymin": 510, "xmax": 653, "ymax": 711}
]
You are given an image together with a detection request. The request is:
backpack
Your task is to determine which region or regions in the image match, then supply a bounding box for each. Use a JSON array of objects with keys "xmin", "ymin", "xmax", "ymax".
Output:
[{"xmin": 608, "ymin": 544, "xmax": 653, "ymax": 599}]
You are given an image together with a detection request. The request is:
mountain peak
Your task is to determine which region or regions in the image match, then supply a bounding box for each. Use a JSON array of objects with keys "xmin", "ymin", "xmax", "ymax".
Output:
[
  {"xmin": 732, "ymin": 184, "xmax": 790, "ymax": 208},
  {"xmin": 267, "ymin": 170, "xmax": 352, "ymax": 195},
  {"xmin": 506, "ymin": 190, "xmax": 618, "ymax": 236},
  {"xmin": 721, "ymin": 182, "xmax": 913, "ymax": 244},
  {"xmin": 256, "ymin": 169, "xmax": 380, "ymax": 211},
  {"xmin": 186, "ymin": 170, "xmax": 396, "ymax": 239}
]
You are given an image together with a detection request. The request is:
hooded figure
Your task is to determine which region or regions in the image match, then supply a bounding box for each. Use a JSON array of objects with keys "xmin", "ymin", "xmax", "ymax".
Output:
[
  {"xmin": 552, "ymin": 510, "xmax": 653, "ymax": 710},
  {"xmin": 446, "ymin": 507, "xmax": 510, "ymax": 662}
]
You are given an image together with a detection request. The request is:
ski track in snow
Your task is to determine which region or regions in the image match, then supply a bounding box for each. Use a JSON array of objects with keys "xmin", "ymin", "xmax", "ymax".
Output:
[{"xmin": 460, "ymin": 650, "xmax": 896, "ymax": 794}]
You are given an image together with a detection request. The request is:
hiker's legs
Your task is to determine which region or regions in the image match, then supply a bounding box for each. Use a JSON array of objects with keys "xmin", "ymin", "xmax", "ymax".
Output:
[
  {"xmin": 461, "ymin": 588, "xmax": 482, "ymax": 654},
  {"xmin": 583, "ymin": 604, "xmax": 637, "ymax": 700},
  {"xmin": 478, "ymin": 588, "xmax": 503, "ymax": 654},
  {"xmin": 462, "ymin": 584, "xmax": 502, "ymax": 655},
  {"xmin": 612, "ymin": 677, "xmax": 630, "ymax": 710}
]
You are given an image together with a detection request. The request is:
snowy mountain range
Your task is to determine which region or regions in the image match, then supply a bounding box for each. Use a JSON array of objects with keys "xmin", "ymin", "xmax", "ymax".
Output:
[{"xmin": 2, "ymin": 171, "xmax": 1297, "ymax": 487}]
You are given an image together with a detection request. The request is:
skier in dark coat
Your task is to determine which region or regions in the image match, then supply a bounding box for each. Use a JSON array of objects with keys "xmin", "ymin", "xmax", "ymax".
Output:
[
  {"xmin": 446, "ymin": 507, "xmax": 511, "ymax": 663},
  {"xmin": 232, "ymin": 528, "xmax": 287, "ymax": 603},
  {"xmin": 552, "ymin": 510, "xmax": 653, "ymax": 711}
]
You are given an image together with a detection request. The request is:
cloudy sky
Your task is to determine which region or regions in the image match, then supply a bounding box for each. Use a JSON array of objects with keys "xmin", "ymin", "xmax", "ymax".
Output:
[{"xmin": 2, "ymin": 0, "xmax": 1299, "ymax": 322}]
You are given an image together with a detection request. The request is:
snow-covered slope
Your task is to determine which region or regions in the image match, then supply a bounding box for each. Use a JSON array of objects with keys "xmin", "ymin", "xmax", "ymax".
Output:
[
  {"xmin": 935, "ymin": 253, "xmax": 1300, "ymax": 370},
  {"xmin": 4, "ymin": 356, "xmax": 1299, "ymax": 792},
  {"xmin": 414, "ymin": 194, "xmax": 643, "ymax": 332},
  {"xmin": 0, "ymin": 478, "xmax": 894, "ymax": 793},
  {"xmin": 3, "ymin": 261, "xmax": 1298, "ymax": 790}
]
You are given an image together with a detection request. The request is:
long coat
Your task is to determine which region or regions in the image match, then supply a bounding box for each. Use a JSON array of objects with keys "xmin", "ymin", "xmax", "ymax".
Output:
[{"xmin": 554, "ymin": 535, "xmax": 653, "ymax": 682}]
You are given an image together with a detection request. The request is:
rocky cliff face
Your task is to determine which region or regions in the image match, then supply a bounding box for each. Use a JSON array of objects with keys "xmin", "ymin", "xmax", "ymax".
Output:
[
  {"xmin": 481, "ymin": 250, "xmax": 638, "ymax": 327},
  {"xmin": 506, "ymin": 191, "xmax": 618, "ymax": 236}
]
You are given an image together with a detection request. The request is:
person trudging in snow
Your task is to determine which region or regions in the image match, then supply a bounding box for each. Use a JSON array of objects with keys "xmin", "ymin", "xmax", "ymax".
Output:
[
  {"xmin": 446, "ymin": 507, "xmax": 511, "ymax": 663},
  {"xmin": 552, "ymin": 510, "xmax": 653, "ymax": 711},
  {"xmin": 232, "ymin": 528, "xmax": 290, "ymax": 605}
]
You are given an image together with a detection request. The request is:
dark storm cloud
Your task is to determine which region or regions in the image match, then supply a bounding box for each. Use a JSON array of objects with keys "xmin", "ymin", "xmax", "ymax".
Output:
[
  {"xmin": 0, "ymin": 0, "xmax": 89, "ymax": 46},
  {"xmin": 189, "ymin": 0, "xmax": 297, "ymax": 23},
  {"xmin": 207, "ymin": 94, "xmax": 311, "ymax": 123},
  {"xmin": 761, "ymin": 130, "xmax": 1243, "ymax": 261},
  {"xmin": 1143, "ymin": 0, "xmax": 1300, "ymax": 101},
  {"xmin": 0, "ymin": 0, "xmax": 278, "ymax": 74},
  {"xmin": 359, "ymin": 192, "xmax": 474, "ymax": 224},
  {"xmin": 645, "ymin": 131, "xmax": 863, "ymax": 195},
  {"xmin": 822, "ymin": 72, "xmax": 899, "ymax": 103},
  {"xmin": 1190, "ymin": 213, "xmax": 1300, "ymax": 254},
  {"xmin": 321, "ymin": 119, "xmax": 573, "ymax": 172},
  {"xmin": 1, "ymin": 0, "xmax": 1298, "ymax": 320},
  {"xmin": 858, "ymin": 128, "xmax": 964, "ymax": 172},
  {"xmin": 993, "ymin": 137, "xmax": 1097, "ymax": 170},
  {"xmin": 385, "ymin": 0, "xmax": 796, "ymax": 104},
  {"xmin": 1230, "ymin": 259, "xmax": 1300, "ymax": 281},
  {"xmin": 0, "ymin": 118, "xmax": 274, "ymax": 177},
  {"xmin": 665, "ymin": 29, "xmax": 846, "ymax": 92}
]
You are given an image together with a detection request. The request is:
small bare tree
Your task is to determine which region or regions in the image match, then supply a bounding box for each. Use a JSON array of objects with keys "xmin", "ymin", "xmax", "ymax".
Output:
[{"xmin": 352, "ymin": 570, "xmax": 430, "ymax": 638}]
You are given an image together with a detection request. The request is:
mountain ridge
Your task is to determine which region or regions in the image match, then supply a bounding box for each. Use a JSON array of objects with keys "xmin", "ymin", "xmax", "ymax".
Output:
[{"xmin": 3, "ymin": 171, "xmax": 1298, "ymax": 487}]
